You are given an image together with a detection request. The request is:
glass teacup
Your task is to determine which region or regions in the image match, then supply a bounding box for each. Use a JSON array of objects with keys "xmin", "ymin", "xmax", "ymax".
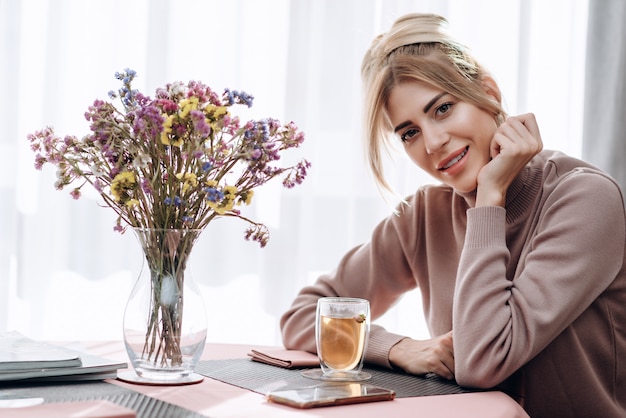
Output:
[{"xmin": 302, "ymin": 297, "xmax": 371, "ymax": 381}]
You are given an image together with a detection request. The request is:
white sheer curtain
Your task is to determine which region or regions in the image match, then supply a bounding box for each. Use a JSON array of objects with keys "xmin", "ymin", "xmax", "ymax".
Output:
[
  {"xmin": 1, "ymin": 0, "xmax": 588, "ymax": 345},
  {"xmin": 583, "ymin": 0, "xmax": 626, "ymax": 191}
]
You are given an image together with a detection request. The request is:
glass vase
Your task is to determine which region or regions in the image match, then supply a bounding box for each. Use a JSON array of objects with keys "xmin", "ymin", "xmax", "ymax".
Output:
[{"xmin": 123, "ymin": 228, "xmax": 207, "ymax": 382}]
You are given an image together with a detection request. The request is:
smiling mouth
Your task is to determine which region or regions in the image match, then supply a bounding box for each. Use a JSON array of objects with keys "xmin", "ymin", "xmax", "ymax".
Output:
[{"xmin": 438, "ymin": 146, "xmax": 469, "ymax": 171}]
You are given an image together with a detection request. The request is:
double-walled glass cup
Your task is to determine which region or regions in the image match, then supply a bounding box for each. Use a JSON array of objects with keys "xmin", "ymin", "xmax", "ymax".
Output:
[{"xmin": 302, "ymin": 297, "xmax": 371, "ymax": 381}]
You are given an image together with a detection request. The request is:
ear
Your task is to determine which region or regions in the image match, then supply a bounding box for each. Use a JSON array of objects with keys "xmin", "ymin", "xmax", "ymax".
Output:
[{"xmin": 481, "ymin": 76, "xmax": 502, "ymax": 103}]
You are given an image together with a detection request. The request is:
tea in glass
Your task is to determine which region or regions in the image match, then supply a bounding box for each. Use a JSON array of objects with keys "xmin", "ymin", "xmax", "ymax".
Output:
[{"xmin": 302, "ymin": 297, "xmax": 371, "ymax": 381}]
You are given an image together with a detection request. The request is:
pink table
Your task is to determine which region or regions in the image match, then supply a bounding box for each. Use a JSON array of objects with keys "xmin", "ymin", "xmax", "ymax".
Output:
[{"xmin": 80, "ymin": 340, "xmax": 530, "ymax": 418}]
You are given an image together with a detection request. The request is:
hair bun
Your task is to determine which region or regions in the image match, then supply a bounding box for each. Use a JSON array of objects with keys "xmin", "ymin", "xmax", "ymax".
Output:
[
  {"xmin": 362, "ymin": 13, "xmax": 459, "ymax": 82},
  {"xmin": 382, "ymin": 13, "xmax": 453, "ymax": 56}
]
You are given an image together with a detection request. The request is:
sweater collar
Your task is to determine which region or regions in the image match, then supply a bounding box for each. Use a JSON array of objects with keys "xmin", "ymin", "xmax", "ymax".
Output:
[{"xmin": 455, "ymin": 164, "xmax": 539, "ymax": 224}]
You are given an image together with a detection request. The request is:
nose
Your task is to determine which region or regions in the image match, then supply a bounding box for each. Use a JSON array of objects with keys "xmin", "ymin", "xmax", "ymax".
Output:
[{"xmin": 423, "ymin": 126, "xmax": 449, "ymax": 154}]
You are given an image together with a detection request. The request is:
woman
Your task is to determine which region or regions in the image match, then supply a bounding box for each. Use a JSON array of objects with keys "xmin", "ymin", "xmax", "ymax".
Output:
[{"xmin": 280, "ymin": 13, "xmax": 626, "ymax": 418}]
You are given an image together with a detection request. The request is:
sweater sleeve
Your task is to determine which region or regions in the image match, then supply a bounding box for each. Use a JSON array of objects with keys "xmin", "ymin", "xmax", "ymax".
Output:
[
  {"xmin": 280, "ymin": 199, "xmax": 421, "ymax": 368},
  {"xmin": 453, "ymin": 170, "xmax": 625, "ymax": 388}
]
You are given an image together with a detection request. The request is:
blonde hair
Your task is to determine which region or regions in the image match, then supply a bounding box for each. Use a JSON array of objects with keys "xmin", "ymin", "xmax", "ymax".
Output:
[{"xmin": 361, "ymin": 13, "xmax": 506, "ymax": 193}]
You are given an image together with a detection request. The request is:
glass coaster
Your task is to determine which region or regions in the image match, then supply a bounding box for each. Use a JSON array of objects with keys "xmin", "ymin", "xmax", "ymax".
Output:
[
  {"xmin": 117, "ymin": 370, "xmax": 204, "ymax": 386},
  {"xmin": 301, "ymin": 368, "xmax": 372, "ymax": 382}
]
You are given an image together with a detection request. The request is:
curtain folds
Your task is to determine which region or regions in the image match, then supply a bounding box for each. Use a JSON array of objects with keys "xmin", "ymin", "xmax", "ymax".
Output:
[
  {"xmin": 583, "ymin": 0, "xmax": 626, "ymax": 192},
  {"xmin": 1, "ymin": 0, "xmax": 589, "ymax": 345}
]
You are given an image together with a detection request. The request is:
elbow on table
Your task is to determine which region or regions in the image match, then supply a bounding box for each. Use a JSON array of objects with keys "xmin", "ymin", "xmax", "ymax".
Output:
[
  {"xmin": 282, "ymin": 333, "xmax": 316, "ymax": 354},
  {"xmin": 281, "ymin": 332, "xmax": 304, "ymax": 350},
  {"xmin": 280, "ymin": 317, "xmax": 316, "ymax": 353},
  {"xmin": 453, "ymin": 339, "xmax": 513, "ymax": 388},
  {"xmin": 455, "ymin": 364, "xmax": 506, "ymax": 389}
]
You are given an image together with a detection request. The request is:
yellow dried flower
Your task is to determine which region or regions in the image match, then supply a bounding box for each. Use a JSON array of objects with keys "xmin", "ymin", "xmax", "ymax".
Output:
[{"xmin": 110, "ymin": 171, "xmax": 136, "ymax": 202}]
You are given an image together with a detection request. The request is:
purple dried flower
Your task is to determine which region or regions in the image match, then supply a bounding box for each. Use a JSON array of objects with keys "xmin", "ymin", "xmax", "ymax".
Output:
[
  {"xmin": 141, "ymin": 179, "xmax": 152, "ymax": 194},
  {"xmin": 26, "ymin": 69, "xmax": 310, "ymax": 246},
  {"xmin": 190, "ymin": 110, "xmax": 211, "ymax": 138},
  {"xmin": 93, "ymin": 179, "xmax": 104, "ymax": 193},
  {"xmin": 34, "ymin": 155, "xmax": 46, "ymax": 170}
]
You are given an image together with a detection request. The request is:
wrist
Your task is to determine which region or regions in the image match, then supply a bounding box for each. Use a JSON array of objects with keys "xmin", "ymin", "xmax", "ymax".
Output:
[
  {"xmin": 388, "ymin": 337, "xmax": 411, "ymax": 370},
  {"xmin": 475, "ymin": 186, "xmax": 506, "ymax": 207}
]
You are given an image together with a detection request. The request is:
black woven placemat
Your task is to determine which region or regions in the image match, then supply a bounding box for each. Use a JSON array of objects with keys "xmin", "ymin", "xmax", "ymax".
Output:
[
  {"xmin": 0, "ymin": 380, "xmax": 207, "ymax": 418},
  {"xmin": 196, "ymin": 358, "xmax": 482, "ymax": 398}
]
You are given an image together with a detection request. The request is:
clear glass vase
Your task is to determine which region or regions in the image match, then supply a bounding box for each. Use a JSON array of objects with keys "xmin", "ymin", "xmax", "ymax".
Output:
[{"xmin": 123, "ymin": 228, "xmax": 207, "ymax": 382}]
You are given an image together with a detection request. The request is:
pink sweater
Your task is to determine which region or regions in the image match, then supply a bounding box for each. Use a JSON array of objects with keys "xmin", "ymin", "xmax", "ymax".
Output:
[{"xmin": 281, "ymin": 150, "xmax": 626, "ymax": 418}]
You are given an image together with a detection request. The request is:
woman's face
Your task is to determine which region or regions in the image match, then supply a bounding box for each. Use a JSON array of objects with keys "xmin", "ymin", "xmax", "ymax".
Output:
[{"xmin": 386, "ymin": 81, "xmax": 497, "ymax": 193}]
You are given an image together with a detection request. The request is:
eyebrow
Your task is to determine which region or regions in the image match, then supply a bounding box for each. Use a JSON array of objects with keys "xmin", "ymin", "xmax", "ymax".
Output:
[
  {"xmin": 393, "ymin": 92, "xmax": 448, "ymax": 133},
  {"xmin": 423, "ymin": 92, "xmax": 447, "ymax": 113},
  {"xmin": 394, "ymin": 121, "xmax": 411, "ymax": 133}
]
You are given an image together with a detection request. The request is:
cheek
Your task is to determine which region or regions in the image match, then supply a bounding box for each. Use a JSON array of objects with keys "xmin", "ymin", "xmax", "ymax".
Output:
[
  {"xmin": 471, "ymin": 114, "xmax": 498, "ymax": 151},
  {"xmin": 404, "ymin": 144, "xmax": 431, "ymax": 171}
]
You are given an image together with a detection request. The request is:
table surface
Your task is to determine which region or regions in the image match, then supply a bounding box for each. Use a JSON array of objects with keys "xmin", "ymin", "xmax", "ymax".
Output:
[
  {"xmin": 74, "ymin": 340, "xmax": 529, "ymax": 418},
  {"xmin": 0, "ymin": 340, "xmax": 531, "ymax": 418}
]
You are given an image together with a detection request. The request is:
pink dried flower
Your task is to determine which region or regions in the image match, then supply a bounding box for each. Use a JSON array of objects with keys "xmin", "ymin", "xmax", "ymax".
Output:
[{"xmin": 27, "ymin": 69, "xmax": 311, "ymax": 246}]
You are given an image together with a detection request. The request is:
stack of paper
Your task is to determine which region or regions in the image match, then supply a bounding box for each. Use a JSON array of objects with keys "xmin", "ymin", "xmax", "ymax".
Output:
[
  {"xmin": 3, "ymin": 400, "xmax": 137, "ymax": 418},
  {"xmin": 0, "ymin": 331, "xmax": 127, "ymax": 382}
]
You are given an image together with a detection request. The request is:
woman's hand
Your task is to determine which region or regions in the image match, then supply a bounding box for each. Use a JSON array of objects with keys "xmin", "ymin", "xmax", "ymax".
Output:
[
  {"xmin": 388, "ymin": 331, "xmax": 455, "ymax": 380},
  {"xmin": 476, "ymin": 113, "xmax": 543, "ymax": 207}
]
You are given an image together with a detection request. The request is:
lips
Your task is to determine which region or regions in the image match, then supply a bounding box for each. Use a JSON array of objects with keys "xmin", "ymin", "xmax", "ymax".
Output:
[{"xmin": 438, "ymin": 146, "xmax": 469, "ymax": 171}]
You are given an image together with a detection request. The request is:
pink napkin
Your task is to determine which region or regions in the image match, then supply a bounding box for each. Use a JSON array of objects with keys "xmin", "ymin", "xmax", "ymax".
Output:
[{"xmin": 247, "ymin": 348, "xmax": 319, "ymax": 369}]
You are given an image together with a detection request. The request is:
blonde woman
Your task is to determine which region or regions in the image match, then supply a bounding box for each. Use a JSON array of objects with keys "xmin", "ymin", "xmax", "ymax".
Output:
[{"xmin": 281, "ymin": 13, "xmax": 626, "ymax": 418}]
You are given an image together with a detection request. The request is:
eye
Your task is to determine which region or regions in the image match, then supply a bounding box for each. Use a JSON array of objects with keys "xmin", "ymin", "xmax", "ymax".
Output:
[
  {"xmin": 400, "ymin": 127, "xmax": 420, "ymax": 144},
  {"xmin": 435, "ymin": 102, "xmax": 453, "ymax": 117}
]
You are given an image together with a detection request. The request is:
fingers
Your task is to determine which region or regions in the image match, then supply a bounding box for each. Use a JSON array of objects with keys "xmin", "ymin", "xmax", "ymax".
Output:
[
  {"xmin": 497, "ymin": 113, "xmax": 543, "ymax": 151},
  {"xmin": 426, "ymin": 332, "xmax": 455, "ymax": 380},
  {"xmin": 436, "ymin": 332, "xmax": 455, "ymax": 379},
  {"xmin": 389, "ymin": 333, "xmax": 456, "ymax": 380},
  {"xmin": 431, "ymin": 357, "xmax": 455, "ymax": 380},
  {"xmin": 439, "ymin": 360, "xmax": 455, "ymax": 380},
  {"xmin": 516, "ymin": 113, "xmax": 542, "ymax": 145}
]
